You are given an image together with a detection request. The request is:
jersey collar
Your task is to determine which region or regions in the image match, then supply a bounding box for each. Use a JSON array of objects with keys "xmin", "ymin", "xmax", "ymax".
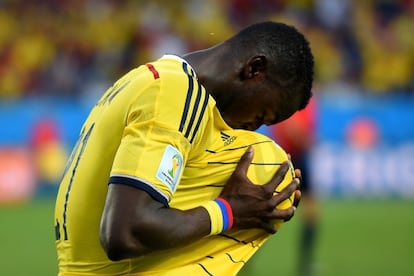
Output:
[{"xmin": 161, "ymin": 54, "xmax": 197, "ymax": 78}]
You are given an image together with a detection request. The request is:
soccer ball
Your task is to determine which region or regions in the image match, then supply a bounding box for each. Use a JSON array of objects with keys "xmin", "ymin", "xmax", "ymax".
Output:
[{"xmin": 246, "ymin": 134, "xmax": 296, "ymax": 229}]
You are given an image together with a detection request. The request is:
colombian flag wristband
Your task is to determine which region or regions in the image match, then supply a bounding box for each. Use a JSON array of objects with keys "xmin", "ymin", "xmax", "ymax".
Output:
[
  {"xmin": 201, "ymin": 197, "xmax": 234, "ymax": 235},
  {"xmin": 214, "ymin": 197, "xmax": 234, "ymax": 231}
]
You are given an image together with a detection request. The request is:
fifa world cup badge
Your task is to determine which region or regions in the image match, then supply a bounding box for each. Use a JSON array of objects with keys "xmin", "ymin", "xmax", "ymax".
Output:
[{"xmin": 156, "ymin": 145, "xmax": 183, "ymax": 193}]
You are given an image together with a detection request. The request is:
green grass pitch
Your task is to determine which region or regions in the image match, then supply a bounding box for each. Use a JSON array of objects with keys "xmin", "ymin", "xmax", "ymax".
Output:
[{"xmin": 0, "ymin": 198, "xmax": 413, "ymax": 276}]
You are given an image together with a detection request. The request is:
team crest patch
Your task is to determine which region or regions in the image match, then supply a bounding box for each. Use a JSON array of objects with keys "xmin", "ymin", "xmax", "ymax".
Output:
[{"xmin": 156, "ymin": 145, "xmax": 183, "ymax": 192}]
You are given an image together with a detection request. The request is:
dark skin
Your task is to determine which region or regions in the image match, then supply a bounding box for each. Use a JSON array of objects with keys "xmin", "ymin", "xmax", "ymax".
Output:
[{"xmin": 100, "ymin": 43, "xmax": 304, "ymax": 261}]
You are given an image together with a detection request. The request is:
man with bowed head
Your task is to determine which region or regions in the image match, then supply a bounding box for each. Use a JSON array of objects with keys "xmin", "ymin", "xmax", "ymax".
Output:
[{"xmin": 54, "ymin": 21, "xmax": 314, "ymax": 275}]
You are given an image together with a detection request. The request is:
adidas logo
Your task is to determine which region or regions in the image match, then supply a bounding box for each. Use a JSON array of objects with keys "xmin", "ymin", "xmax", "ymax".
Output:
[{"xmin": 221, "ymin": 132, "xmax": 237, "ymax": 146}]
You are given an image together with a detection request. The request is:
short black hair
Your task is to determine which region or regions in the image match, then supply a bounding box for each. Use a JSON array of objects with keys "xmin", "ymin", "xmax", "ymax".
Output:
[{"xmin": 230, "ymin": 21, "xmax": 314, "ymax": 110}]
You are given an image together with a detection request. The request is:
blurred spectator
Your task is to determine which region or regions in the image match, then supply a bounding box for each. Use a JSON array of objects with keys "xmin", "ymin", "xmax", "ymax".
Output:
[
  {"xmin": 353, "ymin": 0, "xmax": 414, "ymax": 93},
  {"xmin": 0, "ymin": 0, "xmax": 413, "ymax": 100},
  {"xmin": 29, "ymin": 117, "xmax": 68, "ymax": 194}
]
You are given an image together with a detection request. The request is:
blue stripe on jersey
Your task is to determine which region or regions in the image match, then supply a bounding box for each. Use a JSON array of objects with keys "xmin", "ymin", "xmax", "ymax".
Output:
[
  {"xmin": 109, "ymin": 176, "xmax": 169, "ymax": 207},
  {"xmin": 62, "ymin": 123, "xmax": 95, "ymax": 240},
  {"xmin": 178, "ymin": 63, "xmax": 194, "ymax": 134},
  {"xmin": 179, "ymin": 62, "xmax": 209, "ymax": 143},
  {"xmin": 190, "ymin": 84, "xmax": 209, "ymax": 143},
  {"xmin": 184, "ymin": 79, "xmax": 202, "ymax": 138}
]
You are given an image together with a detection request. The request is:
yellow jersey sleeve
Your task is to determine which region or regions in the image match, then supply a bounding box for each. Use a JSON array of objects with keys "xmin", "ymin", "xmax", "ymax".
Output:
[{"xmin": 109, "ymin": 57, "xmax": 213, "ymax": 206}]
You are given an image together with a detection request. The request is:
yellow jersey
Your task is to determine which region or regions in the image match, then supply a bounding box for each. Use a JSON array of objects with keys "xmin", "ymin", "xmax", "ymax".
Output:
[{"xmin": 54, "ymin": 55, "xmax": 294, "ymax": 276}]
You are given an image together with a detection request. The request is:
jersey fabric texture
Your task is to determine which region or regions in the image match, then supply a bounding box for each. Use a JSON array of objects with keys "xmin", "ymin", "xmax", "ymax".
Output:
[{"xmin": 54, "ymin": 55, "xmax": 294, "ymax": 276}]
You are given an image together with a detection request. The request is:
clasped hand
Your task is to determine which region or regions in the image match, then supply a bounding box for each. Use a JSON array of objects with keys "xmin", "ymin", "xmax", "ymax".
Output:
[{"xmin": 219, "ymin": 146, "xmax": 301, "ymax": 233}]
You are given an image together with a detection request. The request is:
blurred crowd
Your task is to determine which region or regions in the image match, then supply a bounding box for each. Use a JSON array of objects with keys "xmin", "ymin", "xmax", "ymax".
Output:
[{"xmin": 0, "ymin": 0, "xmax": 413, "ymax": 100}]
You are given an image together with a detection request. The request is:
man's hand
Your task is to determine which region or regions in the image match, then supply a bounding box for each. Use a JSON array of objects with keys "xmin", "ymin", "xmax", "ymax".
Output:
[
  {"xmin": 219, "ymin": 146, "xmax": 301, "ymax": 234},
  {"xmin": 101, "ymin": 146, "xmax": 302, "ymax": 260}
]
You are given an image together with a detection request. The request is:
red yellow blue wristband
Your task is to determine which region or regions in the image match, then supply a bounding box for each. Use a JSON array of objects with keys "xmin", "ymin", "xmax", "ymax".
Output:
[
  {"xmin": 201, "ymin": 197, "xmax": 234, "ymax": 235},
  {"xmin": 214, "ymin": 197, "xmax": 233, "ymax": 231}
]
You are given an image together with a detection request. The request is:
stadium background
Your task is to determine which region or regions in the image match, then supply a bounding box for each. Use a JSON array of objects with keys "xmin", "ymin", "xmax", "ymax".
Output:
[{"xmin": 0, "ymin": 0, "xmax": 413, "ymax": 275}]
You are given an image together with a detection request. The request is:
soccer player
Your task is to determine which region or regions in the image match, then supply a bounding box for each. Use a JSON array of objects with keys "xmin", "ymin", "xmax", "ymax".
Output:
[{"xmin": 54, "ymin": 21, "xmax": 314, "ymax": 275}]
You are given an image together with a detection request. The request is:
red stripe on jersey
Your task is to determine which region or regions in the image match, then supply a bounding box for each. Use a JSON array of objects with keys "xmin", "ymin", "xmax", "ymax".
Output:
[{"xmin": 146, "ymin": 63, "xmax": 159, "ymax": 79}]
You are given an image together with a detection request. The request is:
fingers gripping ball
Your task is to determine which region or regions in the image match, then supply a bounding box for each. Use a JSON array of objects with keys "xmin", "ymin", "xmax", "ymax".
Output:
[{"xmin": 246, "ymin": 134, "xmax": 296, "ymax": 229}]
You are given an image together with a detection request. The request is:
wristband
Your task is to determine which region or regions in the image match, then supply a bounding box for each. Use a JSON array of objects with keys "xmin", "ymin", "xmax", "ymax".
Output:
[
  {"xmin": 214, "ymin": 197, "xmax": 234, "ymax": 231},
  {"xmin": 201, "ymin": 197, "xmax": 233, "ymax": 235}
]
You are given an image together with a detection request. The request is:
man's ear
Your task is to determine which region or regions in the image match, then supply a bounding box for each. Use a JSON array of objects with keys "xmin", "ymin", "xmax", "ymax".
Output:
[{"xmin": 242, "ymin": 55, "xmax": 267, "ymax": 79}]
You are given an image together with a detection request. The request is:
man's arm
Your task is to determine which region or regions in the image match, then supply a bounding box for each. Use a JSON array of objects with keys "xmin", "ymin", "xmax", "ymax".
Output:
[
  {"xmin": 100, "ymin": 146, "xmax": 300, "ymax": 261},
  {"xmin": 100, "ymin": 184, "xmax": 211, "ymax": 261}
]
